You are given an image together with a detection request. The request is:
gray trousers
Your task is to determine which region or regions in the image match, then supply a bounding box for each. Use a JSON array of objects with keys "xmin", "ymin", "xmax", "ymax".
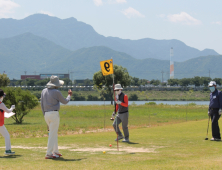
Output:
[{"xmin": 113, "ymin": 112, "xmax": 129, "ymax": 139}]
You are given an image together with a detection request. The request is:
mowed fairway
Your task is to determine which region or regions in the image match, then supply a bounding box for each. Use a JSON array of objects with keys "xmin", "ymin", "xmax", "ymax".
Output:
[{"xmin": 0, "ymin": 104, "xmax": 222, "ymax": 169}]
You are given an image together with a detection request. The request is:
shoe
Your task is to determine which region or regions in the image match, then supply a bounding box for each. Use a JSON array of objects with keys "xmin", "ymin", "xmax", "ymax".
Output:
[
  {"xmin": 54, "ymin": 152, "xmax": 62, "ymax": 157},
  {"xmin": 210, "ymin": 138, "xmax": 221, "ymax": 141},
  {"xmin": 45, "ymin": 154, "xmax": 56, "ymax": 159},
  {"xmin": 5, "ymin": 150, "xmax": 15, "ymax": 155},
  {"xmin": 53, "ymin": 154, "xmax": 60, "ymax": 158},
  {"xmin": 122, "ymin": 138, "xmax": 130, "ymax": 142},
  {"xmin": 115, "ymin": 135, "xmax": 124, "ymax": 141}
]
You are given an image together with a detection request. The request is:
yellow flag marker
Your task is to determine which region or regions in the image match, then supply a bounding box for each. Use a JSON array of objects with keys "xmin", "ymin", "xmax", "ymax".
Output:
[{"xmin": 100, "ymin": 59, "xmax": 114, "ymax": 76}]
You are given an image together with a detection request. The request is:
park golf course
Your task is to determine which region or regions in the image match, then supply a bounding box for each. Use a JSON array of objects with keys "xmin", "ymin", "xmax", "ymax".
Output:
[{"xmin": 0, "ymin": 103, "xmax": 222, "ymax": 169}]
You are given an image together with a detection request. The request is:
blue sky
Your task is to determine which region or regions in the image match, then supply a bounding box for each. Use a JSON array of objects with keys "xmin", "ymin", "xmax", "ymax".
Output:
[{"xmin": 1, "ymin": 0, "xmax": 222, "ymax": 54}]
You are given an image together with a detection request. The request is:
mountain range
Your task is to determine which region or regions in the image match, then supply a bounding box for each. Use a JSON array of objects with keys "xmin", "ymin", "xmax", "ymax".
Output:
[
  {"xmin": 0, "ymin": 32, "xmax": 221, "ymax": 81},
  {"xmin": 0, "ymin": 14, "xmax": 219, "ymax": 62}
]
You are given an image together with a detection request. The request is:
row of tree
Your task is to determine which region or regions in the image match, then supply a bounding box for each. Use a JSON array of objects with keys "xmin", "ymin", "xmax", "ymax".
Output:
[
  {"xmin": 12, "ymin": 76, "xmax": 217, "ymax": 87},
  {"xmin": 8, "ymin": 75, "xmax": 217, "ymax": 88},
  {"xmin": 132, "ymin": 77, "xmax": 221, "ymax": 87},
  {"xmin": 167, "ymin": 77, "xmax": 220, "ymax": 87}
]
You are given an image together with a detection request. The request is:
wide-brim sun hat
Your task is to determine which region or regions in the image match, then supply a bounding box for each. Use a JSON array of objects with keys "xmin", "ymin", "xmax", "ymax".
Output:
[
  {"xmin": 46, "ymin": 75, "xmax": 64, "ymax": 87},
  {"xmin": 114, "ymin": 84, "xmax": 123, "ymax": 90},
  {"xmin": 208, "ymin": 81, "xmax": 216, "ymax": 87}
]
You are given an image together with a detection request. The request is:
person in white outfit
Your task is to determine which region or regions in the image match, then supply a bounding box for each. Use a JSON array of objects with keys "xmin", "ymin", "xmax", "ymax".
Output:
[
  {"xmin": 41, "ymin": 76, "xmax": 72, "ymax": 159},
  {"xmin": 0, "ymin": 89, "xmax": 16, "ymax": 155}
]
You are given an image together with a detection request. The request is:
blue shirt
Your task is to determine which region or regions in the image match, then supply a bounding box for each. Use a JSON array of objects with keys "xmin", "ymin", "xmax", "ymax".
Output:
[{"xmin": 209, "ymin": 89, "xmax": 222, "ymax": 110}]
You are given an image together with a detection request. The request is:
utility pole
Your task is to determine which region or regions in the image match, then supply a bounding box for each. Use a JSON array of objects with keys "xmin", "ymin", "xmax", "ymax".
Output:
[
  {"xmin": 70, "ymin": 71, "xmax": 74, "ymax": 84},
  {"xmin": 24, "ymin": 71, "xmax": 27, "ymax": 87},
  {"xmin": 209, "ymin": 70, "xmax": 211, "ymax": 78},
  {"xmin": 161, "ymin": 70, "xmax": 164, "ymax": 83}
]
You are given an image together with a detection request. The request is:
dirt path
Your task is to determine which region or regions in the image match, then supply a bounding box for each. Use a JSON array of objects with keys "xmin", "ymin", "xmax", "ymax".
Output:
[{"xmin": 0, "ymin": 145, "xmax": 163, "ymax": 154}]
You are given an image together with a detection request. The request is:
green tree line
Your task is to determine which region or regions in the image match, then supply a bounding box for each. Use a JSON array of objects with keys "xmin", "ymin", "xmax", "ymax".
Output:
[{"xmin": 167, "ymin": 77, "xmax": 220, "ymax": 87}]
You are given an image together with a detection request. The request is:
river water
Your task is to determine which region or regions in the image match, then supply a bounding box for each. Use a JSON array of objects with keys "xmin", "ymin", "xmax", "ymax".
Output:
[{"xmin": 62, "ymin": 101, "xmax": 209, "ymax": 106}]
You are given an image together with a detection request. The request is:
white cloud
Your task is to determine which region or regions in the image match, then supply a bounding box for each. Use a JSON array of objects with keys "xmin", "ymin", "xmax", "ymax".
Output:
[
  {"xmin": 212, "ymin": 21, "xmax": 221, "ymax": 25},
  {"xmin": 95, "ymin": 0, "xmax": 126, "ymax": 5},
  {"xmin": 93, "ymin": 0, "xmax": 103, "ymax": 6},
  {"xmin": 0, "ymin": 0, "xmax": 20, "ymax": 18},
  {"xmin": 115, "ymin": 0, "xmax": 127, "ymax": 3},
  {"xmin": 122, "ymin": 7, "xmax": 145, "ymax": 18},
  {"xmin": 167, "ymin": 12, "xmax": 201, "ymax": 25},
  {"xmin": 157, "ymin": 14, "xmax": 165, "ymax": 18},
  {"xmin": 38, "ymin": 10, "xmax": 54, "ymax": 16}
]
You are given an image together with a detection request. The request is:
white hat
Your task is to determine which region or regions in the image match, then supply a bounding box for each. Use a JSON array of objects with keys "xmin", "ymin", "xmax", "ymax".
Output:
[
  {"xmin": 46, "ymin": 75, "xmax": 64, "ymax": 87},
  {"xmin": 208, "ymin": 81, "xmax": 216, "ymax": 87},
  {"xmin": 114, "ymin": 84, "xmax": 123, "ymax": 90}
]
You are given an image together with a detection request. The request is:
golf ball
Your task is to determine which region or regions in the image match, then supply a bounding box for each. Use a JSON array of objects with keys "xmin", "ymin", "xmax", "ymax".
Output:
[
  {"xmin": 109, "ymin": 144, "xmax": 112, "ymax": 147},
  {"xmin": 103, "ymin": 151, "xmax": 106, "ymax": 154}
]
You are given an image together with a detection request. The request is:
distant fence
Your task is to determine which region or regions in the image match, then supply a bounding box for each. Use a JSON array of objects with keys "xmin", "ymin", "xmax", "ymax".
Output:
[{"xmin": 7, "ymin": 85, "xmax": 219, "ymax": 91}]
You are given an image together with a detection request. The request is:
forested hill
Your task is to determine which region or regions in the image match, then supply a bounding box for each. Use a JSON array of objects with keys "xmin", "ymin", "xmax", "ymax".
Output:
[
  {"xmin": 0, "ymin": 32, "xmax": 220, "ymax": 80},
  {"xmin": 0, "ymin": 14, "xmax": 218, "ymax": 62}
]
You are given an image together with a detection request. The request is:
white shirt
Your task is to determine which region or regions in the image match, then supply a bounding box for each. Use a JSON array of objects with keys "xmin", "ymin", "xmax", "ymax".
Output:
[{"xmin": 0, "ymin": 102, "xmax": 13, "ymax": 113}]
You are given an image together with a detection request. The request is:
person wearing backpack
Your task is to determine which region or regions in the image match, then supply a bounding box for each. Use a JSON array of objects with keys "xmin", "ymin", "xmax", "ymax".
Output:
[
  {"xmin": 208, "ymin": 81, "xmax": 222, "ymax": 141},
  {"xmin": 0, "ymin": 89, "xmax": 16, "ymax": 155}
]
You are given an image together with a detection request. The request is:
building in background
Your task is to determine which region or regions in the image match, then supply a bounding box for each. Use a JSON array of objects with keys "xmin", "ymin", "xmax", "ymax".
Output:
[
  {"xmin": 40, "ymin": 74, "xmax": 69, "ymax": 79},
  {"xmin": 21, "ymin": 75, "xmax": 41, "ymax": 80},
  {"xmin": 21, "ymin": 74, "xmax": 69, "ymax": 80}
]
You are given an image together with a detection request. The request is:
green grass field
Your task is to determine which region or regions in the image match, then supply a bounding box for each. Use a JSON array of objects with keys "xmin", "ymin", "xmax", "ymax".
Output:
[{"xmin": 1, "ymin": 104, "xmax": 222, "ymax": 169}]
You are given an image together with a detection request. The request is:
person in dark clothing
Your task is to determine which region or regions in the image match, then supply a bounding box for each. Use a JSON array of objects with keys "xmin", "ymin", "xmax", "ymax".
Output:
[
  {"xmin": 208, "ymin": 81, "xmax": 222, "ymax": 141},
  {"xmin": 112, "ymin": 84, "xmax": 129, "ymax": 142}
]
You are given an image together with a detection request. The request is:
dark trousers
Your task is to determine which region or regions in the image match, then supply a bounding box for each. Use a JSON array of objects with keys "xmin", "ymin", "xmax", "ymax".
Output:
[{"xmin": 210, "ymin": 110, "xmax": 221, "ymax": 139}]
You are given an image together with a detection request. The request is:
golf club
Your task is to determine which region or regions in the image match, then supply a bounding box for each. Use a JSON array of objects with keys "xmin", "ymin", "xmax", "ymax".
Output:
[{"xmin": 205, "ymin": 116, "xmax": 210, "ymax": 140}]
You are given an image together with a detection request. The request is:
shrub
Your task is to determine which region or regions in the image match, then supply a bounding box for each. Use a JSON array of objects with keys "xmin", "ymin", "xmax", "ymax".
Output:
[
  {"xmin": 202, "ymin": 87, "xmax": 209, "ymax": 92},
  {"xmin": 31, "ymin": 91, "xmax": 41, "ymax": 100},
  {"xmin": 145, "ymin": 102, "xmax": 157, "ymax": 105},
  {"xmin": 3, "ymin": 87, "xmax": 39, "ymax": 124},
  {"xmin": 99, "ymin": 90, "xmax": 112, "ymax": 101},
  {"xmin": 87, "ymin": 95, "xmax": 99, "ymax": 101},
  {"xmin": 72, "ymin": 92, "xmax": 85, "ymax": 101},
  {"xmin": 131, "ymin": 101, "xmax": 137, "ymax": 106},
  {"xmin": 187, "ymin": 102, "xmax": 197, "ymax": 106},
  {"xmin": 129, "ymin": 94, "xmax": 138, "ymax": 101}
]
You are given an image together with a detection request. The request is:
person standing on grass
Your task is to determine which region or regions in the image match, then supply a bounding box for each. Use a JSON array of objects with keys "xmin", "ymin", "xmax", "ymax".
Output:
[
  {"xmin": 112, "ymin": 84, "xmax": 130, "ymax": 142},
  {"xmin": 0, "ymin": 89, "xmax": 16, "ymax": 155},
  {"xmin": 208, "ymin": 81, "xmax": 222, "ymax": 141},
  {"xmin": 41, "ymin": 75, "xmax": 72, "ymax": 159}
]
